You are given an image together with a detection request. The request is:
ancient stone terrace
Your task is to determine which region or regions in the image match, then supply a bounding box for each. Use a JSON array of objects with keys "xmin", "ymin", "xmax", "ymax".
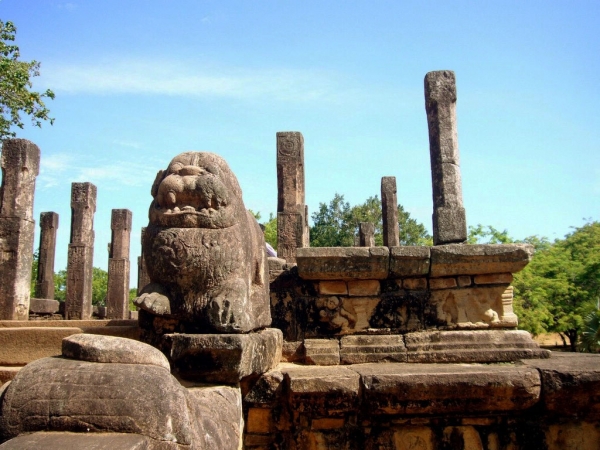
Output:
[{"xmin": 0, "ymin": 71, "xmax": 598, "ymax": 449}]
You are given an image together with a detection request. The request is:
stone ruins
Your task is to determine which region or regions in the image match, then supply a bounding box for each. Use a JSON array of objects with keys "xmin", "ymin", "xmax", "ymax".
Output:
[{"xmin": 0, "ymin": 71, "xmax": 598, "ymax": 449}]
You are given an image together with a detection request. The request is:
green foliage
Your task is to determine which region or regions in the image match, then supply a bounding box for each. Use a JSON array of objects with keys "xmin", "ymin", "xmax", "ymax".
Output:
[
  {"xmin": 262, "ymin": 212, "xmax": 277, "ymax": 249},
  {"xmin": 92, "ymin": 267, "xmax": 108, "ymax": 306},
  {"xmin": 309, "ymin": 193, "xmax": 431, "ymax": 247},
  {"xmin": 512, "ymin": 221, "xmax": 600, "ymax": 350},
  {"xmin": 129, "ymin": 288, "xmax": 138, "ymax": 312},
  {"xmin": 50, "ymin": 267, "xmax": 109, "ymax": 306},
  {"xmin": 30, "ymin": 250, "xmax": 38, "ymax": 295},
  {"xmin": 467, "ymin": 224, "xmax": 513, "ymax": 244},
  {"xmin": 0, "ymin": 20, "xmax": 54, "ymax": 140}
]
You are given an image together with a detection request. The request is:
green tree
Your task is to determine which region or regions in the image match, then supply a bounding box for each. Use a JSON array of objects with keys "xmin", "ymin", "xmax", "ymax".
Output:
[
  {"xmin": 0, "ymin": 20, "xmax": 54, "ymax": 140},
  {"xmin": 51, "ymin": 266, "xmax": 109, "ymax": 306},
  {"xmin": 310, "ymin": 193, "xmax": 355, "ymax": 247},
  {"xmin": 30, "ymin": 250, "xmax": 38, "ymax": 296},
  {"xmin": 309, "ymin": 193, "xmax": 431, "ymax": 247},
  {"xmin": 512, "ymin": 221, "xmax": 600, "ymax": 350},
  {"xmin": 262, "ymin": 212, "xmax": 277, "ymax": 250}
]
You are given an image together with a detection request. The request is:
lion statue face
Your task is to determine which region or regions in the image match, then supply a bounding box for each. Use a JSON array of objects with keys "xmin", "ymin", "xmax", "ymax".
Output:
[{"xmin": 149, "ymin": 152, "xmax": 244, "ymax": 229}]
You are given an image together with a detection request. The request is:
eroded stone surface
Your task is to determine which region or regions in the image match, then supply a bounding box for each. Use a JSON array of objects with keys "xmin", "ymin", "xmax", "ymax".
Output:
[
  {"xmin": 29, "ymin": 298, "xmax": 59, "ymax": 314},
  {"xmin": 281, "ymin": 364, "xmax": 360, "ymax": 415},
  {"xmin": 430, "ymin": 244, "xmax": 533, "ymax": 277},
  {"xmin": 353, "ymin": 362, "xmax": 541, "ymax": 415},
  {"xmin": 35, "ymin": 212, "xmax": 59, "ymax": 300},
  {"xmin": 0, "ymin": 432, "xmax": 158, "ymax": 450},
  {"xmin": 389, "ymin": 246, "xmax": 431, "ymax": 277},
  {"xmin": 62, "ymin": 334, "xmax": 170, "ymax": 370},
  {"xmin": 165, "ymin": 328, "xmax": 282, "ymax": 383},
  {"xmin": 381, "ymin": 177, "xmax": 399, "ymax": 247},
  {"xmin": 137, "ymin": 152, "xmax": 270, "ymax": 334},
  {"xmin": 522, "ymin": 353, "xmax": 600, "ymax": 419},
  {"xmin": 0, "ymin": 327, "xmax": 82, "ymax": 365},
  {"xmin": 296, "ymin": 247, "xmax": 389, "ymax": 280},
  {"xmin": 188, "ymin": 385, "xmax": 243, "ymax": 449},
  {"xmin": 0, "ymin": 357, "xmax": 201, "ymax": 445},
  {"xmin": 404, "ymin": 330, "xmax": 550, "ymax": 363},
  {"xmin": 304, "ymin": 339, "xmax": 340, "ymax": 365},
  {"xmin": 339, "ymin": 334, "xmax": 407, "ymax": 364}
]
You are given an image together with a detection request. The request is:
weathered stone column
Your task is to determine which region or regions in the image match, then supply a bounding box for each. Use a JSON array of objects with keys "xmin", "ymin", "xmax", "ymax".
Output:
[
  {"xmin": 0, "ymin": 139, "xmax": 40, "ymax": 320},
  {"xmin": 381, "ymin": 176, "xmax": 399, "ymax": 247},
  {"xmin": 425, "ymin": 70, "xmax": 467, "ymax": 245},
  {"xmin": 359, "ymin": 222, "xmax": 375, "ymax": 247},
  {"xmin": 65, "ymin": 182, "xmax": 97, "ymax": 320},
  {"xmin": 276, "ymin": 131, "xmax": 309, "ymax": 262},
  {"xmin": 35, "ymin": 212, "xmax": 59, "ymax": 299},
  {"xmin": 137, "ymin": 227, "xmax": 150, "ymax": 296},
  {"xmin": 107, "ymin": 209, "xmax": 132, "ymax": 319}
]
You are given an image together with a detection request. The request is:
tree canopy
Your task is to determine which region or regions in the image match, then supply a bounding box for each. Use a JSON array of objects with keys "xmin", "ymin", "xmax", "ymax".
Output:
[
  {"xmin": 0, "ymin": 20, "xmax": 54, "ymax": 140},
  {"xmin": 309, "ymin": 193, "xmax": 431, "ymax": 247},
  {"xmin": 468, "ymin": 221, "xmax": 600, "ymax": 351}
]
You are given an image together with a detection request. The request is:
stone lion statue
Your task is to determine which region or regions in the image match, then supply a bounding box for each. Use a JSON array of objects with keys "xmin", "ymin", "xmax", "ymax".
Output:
[{"xmin": 135, "ymin": 151, "xmax": 271, "ymax": 333}]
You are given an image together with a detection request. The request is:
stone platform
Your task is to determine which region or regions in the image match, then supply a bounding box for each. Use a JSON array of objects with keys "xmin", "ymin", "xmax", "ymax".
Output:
[{"xmin": 243, "ymin": 353, "xmax": 600, "ymax": 449}]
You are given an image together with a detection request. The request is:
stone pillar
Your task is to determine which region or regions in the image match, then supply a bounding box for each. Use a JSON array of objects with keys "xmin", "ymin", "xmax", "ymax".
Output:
[
  {"xmin": 276, "ymin": 131, "xmax": 309, "ymax": 262},
  {"xmin": 359, "ymin": 222, "xmax": 375, "ymax": 247},
  {"xmin": 35, "ymin": 212, "xmax": 59, "ymax": 299},
  {"xmin": 381, "ymin": 176, "xmax": 399, "ymax": 247},
  {"xmin": 137, "ymin": 227, "xmax": 150, "ymax": 296},
  {"xmin": 424, "ymin": 70, "xmax": 467, "ymax": 245},
  {"xmin": 65, "ymin": 182, "xmax": 97, "ymax": 320},
  {"xmin": 0, "ymin": 139, "xmax": 40, "ymax": 320},
  {"xmin": 107, "ymin": 209, "xmax": 132, "ymax": 319}
]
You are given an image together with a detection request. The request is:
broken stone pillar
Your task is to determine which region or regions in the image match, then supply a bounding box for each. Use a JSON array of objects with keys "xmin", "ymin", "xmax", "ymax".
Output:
[
  {"xmin": 65, "ymin": 182, "xmax": 97, "ymax": 320},
  {"xmin": 381, "ymin": 176, "xmax": 399, "ymax": 247},
  {"xmin": 425, "ymin": 70, "xmax": 467, "ymax": 245},
  {"xmin": 276, "ymin": 131, "xmax": 309, "ymax": 262},
  {"xmin": 35, "ymin": 212, "xmax": 59, "ymax": 300},
  {"xmin": 107, "ymin": 209, "xmax": 132, "ymax": 319},
  {"xmin": 137, "ymin": 227, "xmax": 150, "ymax": 296},
  {"xmin": 0, "ymin": 139, "xmax": 40, "ymax": 320},
  {"xmin": 359, "ymin": 222, "xmax": 375, "ymax": 247}
]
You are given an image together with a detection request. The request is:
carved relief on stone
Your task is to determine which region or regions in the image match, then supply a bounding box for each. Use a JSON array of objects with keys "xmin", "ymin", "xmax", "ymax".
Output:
[
  {"xmin": 431, "ymin": 285, "xmax": 511, "ymax": 329},
  {"xmin": 277, "ymin": 134, "xmax": 301, "ymax": 158},
  {"xmin": 316, "ymin": 296, "xmax": 357, "ymax": 332},
  {"xmin": 135, "ymin": 152, "xmax": 270, "ymax": 333}
]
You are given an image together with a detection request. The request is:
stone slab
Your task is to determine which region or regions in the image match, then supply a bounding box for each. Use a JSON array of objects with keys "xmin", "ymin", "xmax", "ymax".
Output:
[
  {"xmin": 0, "ymin": 327, "xmax": 83, "ymax": 365},
  {"xmin": 352, "ymin": 362, "xmax": 541, "ymax": 415},
  {"xmin": 389, "ymin": 246, "xmax": 431, "ymax": 277},
  {"xmin": 0, "ymin": 367, "xmax": 20, "ymax": 384},
  {"xmin": 404, "ymin": 330, "xmax": 551, "ymax": 363},
  {"xmin": 430, "ymin": 244, "xmax": 534, "ymax": 277},
  {"xmin": 296, "ymin": 247, "xmax": 389, "ymax": 280},
  {"xmin": 280, "ymin": 364, "xmax": 360, "ymax": 415},
  {"xmin": 62, "ymin": 334, "xmax": 169, "ymax": 370},
  {"xmin": 82, "ymin": 325, "xmax": 141, "ymax": 340},
  {"xmin": 187, "ymin": 385, "xmax": 243, "ymax": 449},
  {"xmin": 340, "ymin": 334, "xmax": 407, "ymax": 364},
  {"xmin": 165, "ymin": 328, "xmax": 282, "ymax": 383},
  {"xmin": 0, "ymin": 319, "xmax": 138, "ymax": 328},
  {"xmin": 522, "ymin": 353, "xmax": 600, "ymax": 419},
  {"xmin": 29, "ymin": 298, "xmax": 60, "ymax": 314},
  {"xmin": 304, "ymin": 339, "xmax": 340, "ymax": 365},
  {"xmin": 0, "ymin": 432, "xmax": 158, "ymax": 450},
  {"xmin": 0, "ymin": 357, "xmax": 203, "ymax": 445}
]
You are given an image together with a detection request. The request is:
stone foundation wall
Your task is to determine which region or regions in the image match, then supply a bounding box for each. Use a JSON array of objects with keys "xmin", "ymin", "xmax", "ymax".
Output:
[{"xmin": 242, "ymin": 354, "xmax": 600, "ymax": 450}]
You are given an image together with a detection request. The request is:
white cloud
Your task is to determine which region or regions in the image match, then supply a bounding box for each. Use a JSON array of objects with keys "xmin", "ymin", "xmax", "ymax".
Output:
[
  {"xmin": 38, "ymin": 152, "xmax": 157, "ymax": 190},
  {"xmin": 41, "ymin": 59, "xmax": 339, "ymax": 103}
]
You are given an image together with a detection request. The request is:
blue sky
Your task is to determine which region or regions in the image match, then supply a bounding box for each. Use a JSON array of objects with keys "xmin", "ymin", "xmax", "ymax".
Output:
[{"xmin": 2, "ymin": 1, "xmax": 599, "ymax": 286}]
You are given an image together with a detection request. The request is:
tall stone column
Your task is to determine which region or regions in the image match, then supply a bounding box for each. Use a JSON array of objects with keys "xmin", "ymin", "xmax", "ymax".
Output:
[
  {"xmin": 0, "ymin": 139, "xmax": 40, "ymax": 320},
  {"xmin": 137, "ymin": 227, "xmax": 150, "ymax": 296},
  {"xmin": 65, "ymin": 182, "xmax": 97, "ymax": 320},
  {"xmin": 425, "ymin": 70, "xmax": 467, "ymax": 245},
  {"xmin": 35, "ymin": 212, "xmax": 59, "ymax": 299},
  {"xmin": 107, "ymin": 209, "xmax": 132, "ymax": 319},
  {"xmin": 359, "ymin": 222, "xmax": 375, "ymax": 247},
  {"xmin": 381, "ymin": 176, "xmax": 400, "ymax": 247},
  {"xmin": 276, "ymin": 131, "xmax": 309, "ymax": 262}
]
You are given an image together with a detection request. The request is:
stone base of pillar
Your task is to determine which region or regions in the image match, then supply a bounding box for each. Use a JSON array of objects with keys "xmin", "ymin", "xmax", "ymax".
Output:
[
  {"xmin": 433, "ymin": 206, "xmax": 467, "ymax": 245},
  {"xmin": 162, "ymin": 328, "xmax": 283, "ymax": 384},
  {"xmin": 29, "ymin": 298, "xmax": 59, "ymax": 315}
]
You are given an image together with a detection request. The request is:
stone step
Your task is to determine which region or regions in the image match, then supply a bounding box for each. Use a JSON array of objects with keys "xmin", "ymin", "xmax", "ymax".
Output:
[
  {"xmin": 0, "ymin": 366, "xmax": 21, "ymax": 384},
  {"xmin": 0, "ymin": 324, "xmax": 141, "ymax": 366}
]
